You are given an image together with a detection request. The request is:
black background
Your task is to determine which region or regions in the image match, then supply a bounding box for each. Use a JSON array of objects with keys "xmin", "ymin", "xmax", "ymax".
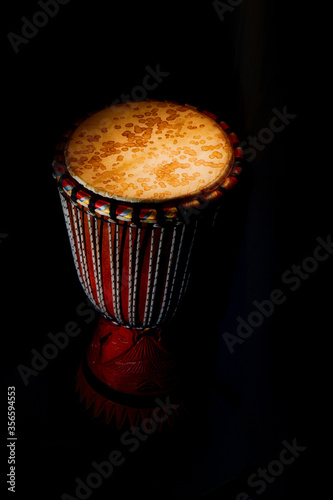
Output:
[{"xmin": 1, "ymin": 1, "xmax": 331, "ymax": 499}]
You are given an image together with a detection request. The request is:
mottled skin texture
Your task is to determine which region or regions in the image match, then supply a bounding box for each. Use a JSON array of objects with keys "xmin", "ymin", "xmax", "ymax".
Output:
[{"xmin": 65, "ymin": 100, "xmax": 233, "ymax": 203}]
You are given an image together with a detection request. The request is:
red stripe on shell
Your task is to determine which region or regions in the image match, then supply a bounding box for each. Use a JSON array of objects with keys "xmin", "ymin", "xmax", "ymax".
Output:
[
  {"xmin": 95, "ymin": 200, "xmax": 110, "ymax": 210},
  {"xmin": 116, "ymin": 205, "xmax": 132, "ymax": 217},
  {"xmin": 202, "ymin": 110, "xmax": 218, "ymax": 120},
  {"xmin": 234, "ymin": 148, "xmax": 243, "ymax": 159},
  {"xmin": 218, "ymin": 121, "xmax": 229, "ymax": 131},
  {"xmin": 76, "ymin": 190, "xmax": 90, "ymax": 201},
  {"xmin": 62, "ymin": 178, "xmax": 75, "ymax": 189},
  {"xmin": 222, "ymin": 177, "xmax": 238, "ymax": 191}
]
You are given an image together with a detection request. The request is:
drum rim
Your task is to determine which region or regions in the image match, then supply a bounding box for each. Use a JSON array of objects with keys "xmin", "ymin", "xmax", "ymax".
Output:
[{"xmin": 52, "ymin": 100, "xmax": 244, "ymax": 224}]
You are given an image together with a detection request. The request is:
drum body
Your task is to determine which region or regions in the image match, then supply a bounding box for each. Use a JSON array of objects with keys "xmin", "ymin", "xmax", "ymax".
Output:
[
  {"xmin": 59, "ymin": 193, "xmax": 198, "ymax": 410},
  {"xmin": 52, "ymin": 101, "xmax": 243, "ymax": 428},
  {"xmin": 60, "ymin": 194, "xmax": 196, "ymax": 331}
]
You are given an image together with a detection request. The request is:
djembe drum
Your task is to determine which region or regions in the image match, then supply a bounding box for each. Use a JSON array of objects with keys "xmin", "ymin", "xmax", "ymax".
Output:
[{"xmin": 52, "ymin": 100, "xmax": 243, "ymax": 428}]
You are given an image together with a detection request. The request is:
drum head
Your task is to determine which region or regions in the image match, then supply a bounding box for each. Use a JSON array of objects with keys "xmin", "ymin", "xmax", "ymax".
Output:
[{"xmin": 53, "ymin": 100, "xmax": 243, "ymax": 223}]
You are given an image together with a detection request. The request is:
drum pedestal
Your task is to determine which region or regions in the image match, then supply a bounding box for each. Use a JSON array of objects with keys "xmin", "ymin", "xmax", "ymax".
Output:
[{"xmin": 75, "ymin": 315, "xmax": 185, "ymax": 429}]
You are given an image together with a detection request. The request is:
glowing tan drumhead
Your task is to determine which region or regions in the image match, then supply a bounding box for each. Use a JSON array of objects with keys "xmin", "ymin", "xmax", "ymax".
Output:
[{"xmin": 65, "ymin": 100, "xmax": 234, "ymax": 203}]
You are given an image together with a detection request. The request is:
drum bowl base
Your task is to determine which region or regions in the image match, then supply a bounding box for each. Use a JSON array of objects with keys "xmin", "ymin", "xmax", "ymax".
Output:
[{"xmin": 74, "ymin": 315, "xmax": 185, "ymax": 429}]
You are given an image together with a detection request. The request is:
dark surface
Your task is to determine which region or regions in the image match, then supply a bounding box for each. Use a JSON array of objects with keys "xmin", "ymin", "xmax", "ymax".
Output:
[{"xmin": 2, "ymin": 1, "xmax": 331, "ymax": 499}]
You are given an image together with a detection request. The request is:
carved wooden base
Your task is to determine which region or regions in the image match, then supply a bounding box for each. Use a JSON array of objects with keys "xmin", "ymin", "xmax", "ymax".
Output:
[{"xmin": 75, "ymin": 315, "xmax": 185, "ymax": 429}]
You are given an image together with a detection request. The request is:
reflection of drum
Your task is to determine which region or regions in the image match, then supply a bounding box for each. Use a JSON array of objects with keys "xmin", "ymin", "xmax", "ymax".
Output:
[{"xmin": 52, "ymin": 100, "xmax": 243, "ymax": 427}]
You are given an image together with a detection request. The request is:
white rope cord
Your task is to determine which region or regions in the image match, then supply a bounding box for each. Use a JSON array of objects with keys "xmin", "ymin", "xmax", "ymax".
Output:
[
  {"xmin": 87, "ymin": 214, "xmax": 100, "ymax": 308},
  {"xmin": 155, "ymin": 225, "xmax": 178, "ymax": 325},
  {"xmin": 59, "ymin": 194, "xmax": 85, "ymax": 292},
  {"xmin": 160, "ymin": 223, "xmax": 186, "ymax": 324},
  {"xmin": 87, "ymin": 214, "xmax": 107, "ymax": 315},
  {"xmin": 70, "ymin": 204, "xmax": 97, "ymax": 308},
  {"xmin": 62, "ymin": 197, "xmax": 201, "ymax": 330},
  {"xmin": 170, "ymin": 220, "xmax": 199, "ymax": 322},
  {"xmin": 146, "ymin": 226, "xmax": 165, "ymax": 327},
  {"xmin": 142, "ymin": 228, "xmax": 155, "ymax": 328},
  {"xmin": 114, "ymin": 224, "xmax": 124, "ymax": 324},
  {"xmin": 94, "ymin": 217, "xmax": 108, "ymax": 316},
  {"xmin": 128, "ymin": 225, "xmax": 134, "ymax": 327},
  {"xmin": 131, "ymin": 227, "xmax": 141, "ymax": 327},
  {"xmin": 107, "ymin": 221, "xmax": 117, "ymax": 322},
  {"xmin": 76, "ymin": 207, "xmax": 96, "ymax": 305}
]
